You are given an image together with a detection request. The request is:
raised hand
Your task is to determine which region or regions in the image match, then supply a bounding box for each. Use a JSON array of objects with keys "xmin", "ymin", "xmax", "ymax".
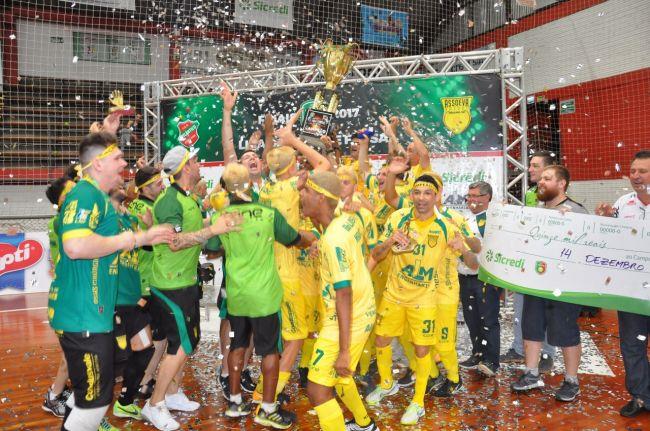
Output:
[
  {"xmin": 210, "ymin": 212, "xmax": 244, "ymax": 235},
  {"xmin": 220, "ymin": 82, "xmax": 238, "ymax": 112}
]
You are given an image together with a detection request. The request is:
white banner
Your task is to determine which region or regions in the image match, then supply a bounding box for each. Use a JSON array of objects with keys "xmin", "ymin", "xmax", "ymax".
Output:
[
  {"xmin": 479, "ymin": 203, "xmax": 650, "ymax": 316},
  {"xmin": 0, "ymin": 231, "xmax": 52, "ymax": 296},
  {"xmin": 234, "ymin": 0, "xmax": 294, "ymax": 30},
  {"xmin": 66, "ymin": 0, "xmax": 135, "ymax": 10}
]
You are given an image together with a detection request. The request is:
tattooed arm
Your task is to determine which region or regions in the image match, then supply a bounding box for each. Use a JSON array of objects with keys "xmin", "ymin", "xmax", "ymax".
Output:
[{"xmin": 169, "ymin": 212, "xmax": 243, "ymax": 252}]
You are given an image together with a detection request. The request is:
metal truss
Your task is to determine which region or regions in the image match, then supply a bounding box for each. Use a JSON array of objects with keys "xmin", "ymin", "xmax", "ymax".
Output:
[{"xmin": 144, "ymin": 47, "xmax": 527, "ymax": 203}]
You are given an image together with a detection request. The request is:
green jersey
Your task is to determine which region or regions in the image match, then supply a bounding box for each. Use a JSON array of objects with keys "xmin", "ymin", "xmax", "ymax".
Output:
[
  {"xmin": 205, "ymin": 201, "xmax": 299, "ymax": 317},
  {"xmin": 128, "ymin": 197, "xmax": 155, "ymax": 296},
  {"xmin": 116, "ymin": 212, "xmax": 141, "ymax": 306},
  {"xmin": 525, "ymin": 185, "xmax": 538, "ymax": 207},
  {"xmin": 48, "ymin": 178, "xmax": 119, "ymax": 333},
  {"xmin": 48, "ymin": 215, "xmax": 60, "ymax": 267},
  {"xmin": 151, "ymin": 184, "xmax": 204, "ymax": 290}
]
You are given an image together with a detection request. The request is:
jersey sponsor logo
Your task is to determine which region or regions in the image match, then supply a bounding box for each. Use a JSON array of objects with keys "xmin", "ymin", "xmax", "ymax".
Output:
[
  {"xmin": 441, "ymin": 96, "xmax": 473, "ymax": 135},
  {"xmin": 0, "ymin": 238, "xmax": 44, "ymax": 277},
  {"xmin": 335, "ymin": 247, "xmax": 349, "ymax": 271}
]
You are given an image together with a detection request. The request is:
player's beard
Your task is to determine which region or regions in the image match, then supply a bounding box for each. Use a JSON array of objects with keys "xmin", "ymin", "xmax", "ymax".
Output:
[{"xmin": 536, "ymin": 185, "xmax": 558, "ymax": 202}]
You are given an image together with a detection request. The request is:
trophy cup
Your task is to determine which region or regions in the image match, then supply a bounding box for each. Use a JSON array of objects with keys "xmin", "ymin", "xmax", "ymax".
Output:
[
  {"xmin": 391, "ymin": 218, "xmax": 418, "ymax": 254},
  {"xmin": 108, "ymin": 90, "xmax": 135, "ymax": 116},
  {"xmin": 300, "ymin": 40, "xmax": 357, "ymax": 151}
]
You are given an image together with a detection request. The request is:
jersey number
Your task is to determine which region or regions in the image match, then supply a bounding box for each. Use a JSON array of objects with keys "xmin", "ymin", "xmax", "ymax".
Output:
[
  {"xmin": 422, "ymin": 319, "xmax": 434, "ymax": 334},
  {"xmin": 313, "ymin": 348, "xmax": 325, "ymax": 365},
  {"xmin": 441, "ymin": 327, "xmax": 449, "ymax": 340},
  {"xmin": 413, "ymin": 244, "xmax": 426, "ymax": 256}
]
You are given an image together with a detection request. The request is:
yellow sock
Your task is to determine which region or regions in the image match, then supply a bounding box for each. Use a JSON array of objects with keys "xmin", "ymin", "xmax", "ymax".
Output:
[
  {"xmin": 438, "ymin": 349, "xmax": 459, "ymax": 383},
  {"xmin": 429, "ymin": 350, "xmax": 440, "ymax": 378},
  {"xmin": 358, "ymin": 333, "xmax": 376, "ymax": 376},
  {"xmin": 276, "ymin": 370, "xmax": 291, "ymax": 395},
  {"xmin": 314, "ymin": 398, "xmax": 345, "ymax": 431},
  {"xmin": 376, "ymin": 345, "xmax": 394, "ymax": 389},
  {"xmin": 335, "ymin": 380, "xmax": 371, "ymax": 427},
  {"xmin": 413, "ymin": 355, "xmax": 432, "ymax": 406},
  {"xmin": 399, "ymin": 332, "xmax": 416, "ymax": 371},
  {"xmin": 300, "ymin": 338, "xmax": 316, "ymax": 369}
]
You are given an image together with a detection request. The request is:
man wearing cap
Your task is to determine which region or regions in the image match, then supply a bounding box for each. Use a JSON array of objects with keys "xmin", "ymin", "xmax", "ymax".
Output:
[
  {"xmin": 365, "ymin": 174, "xmax": 473, "ymax": 425},
  {"xmin": 128, "ymin": 166, "xmax": 167, "ymax": 398},
  {"xmin": 254, "ymin": 115, "xmax": 331, "ymax": 403},
  {"xmin": 300, "ymin": 170, "xmax": 379, "ymax": 431},
  {"xmin": 142, "ymin": 145, "xmax": 242, "ymax": 431},
  {"xmin": 48, "ymin": 132, "xmax": 175, "ymax": 431}
]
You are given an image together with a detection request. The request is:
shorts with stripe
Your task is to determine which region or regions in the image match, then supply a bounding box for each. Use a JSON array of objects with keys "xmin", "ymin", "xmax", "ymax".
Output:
[{"xmin": 150, "ymin": 285, "xmax": 201, "ymax": 355}]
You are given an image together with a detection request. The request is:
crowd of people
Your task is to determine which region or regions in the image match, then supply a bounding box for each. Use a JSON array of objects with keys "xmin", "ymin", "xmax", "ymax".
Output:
[{"xmin": 41, "ymin": 85, "xmax": 650, "ymax": 431}]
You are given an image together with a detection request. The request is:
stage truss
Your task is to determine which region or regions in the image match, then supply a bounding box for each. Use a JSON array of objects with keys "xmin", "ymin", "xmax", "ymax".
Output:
[{"xmin": 144, "ymin": 47, "xmax": 528, "ymax": 204}]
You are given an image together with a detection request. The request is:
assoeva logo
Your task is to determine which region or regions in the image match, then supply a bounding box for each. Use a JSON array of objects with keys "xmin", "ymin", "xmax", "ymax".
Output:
[{"xmin": 484, "ymin": 249, "xmax": 525, "ymax": 269}]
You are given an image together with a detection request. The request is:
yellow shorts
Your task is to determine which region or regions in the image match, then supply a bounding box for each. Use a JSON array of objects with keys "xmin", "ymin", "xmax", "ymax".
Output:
[
  {"xmin": 304, "ymin": 294, "xmax": 323, "ymax": 333},
  {"xmin": 375, "ymin": 298, "xmax": 437, "ymax": 346},
  {"xmin": 371, "ymin": 259, "xmax": 390, "ymax": 303},
  {"xmin": 308, "ymin": 337, "xmax": 366, "ymax": 387},
  {"xmin": 434, "ymin": 303, "xmax": 458, "ymax": 352},
  {"xmin": 281, "ymin": 279, "xmax": 308, "ymax": 341}
]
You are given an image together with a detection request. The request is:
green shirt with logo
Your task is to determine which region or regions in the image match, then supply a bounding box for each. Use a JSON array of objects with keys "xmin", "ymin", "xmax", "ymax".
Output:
[
  {"xmin": 525, "ymin": 185, "xmax": 538, "ymax": 207},
  {"xmin": 116, "ymin": 212, "xmax": 141, "ymax": 306},
  {"xmin": 151, "ymin": 184, "xmax": 204, "ymax": 290},
  {"xmin": 48, "ymin": 178, "xmax": 119, "ymax": 333},
  {"xmin": 205, "ymin": 202, "xmax": 298, "ymax": 317},
  {"xmin": 128, "ymin": 197, "xmax": 155, "ymax": 296}
]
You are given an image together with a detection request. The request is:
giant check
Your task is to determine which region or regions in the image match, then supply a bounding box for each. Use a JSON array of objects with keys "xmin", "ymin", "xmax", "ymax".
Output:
[{"xmin": 478, "ymin": 203, "xmax": 650, "ymax": 316}]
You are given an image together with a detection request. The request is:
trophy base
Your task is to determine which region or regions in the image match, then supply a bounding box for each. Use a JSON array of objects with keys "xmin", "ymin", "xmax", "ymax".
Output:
[{"xmin": 300, "ymin": 108, "xmax": 333, "ymax": 153}]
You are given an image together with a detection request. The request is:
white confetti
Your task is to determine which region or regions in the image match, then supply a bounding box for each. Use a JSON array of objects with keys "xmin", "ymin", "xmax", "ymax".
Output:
[
  {"xmin": 553, "ymin": 289, "xmax": 562, "ymax": 297},
  {"xmin": 637, "ymin": 335, "xmax": 647, "ymax": 341},
  {"xmin": 72, "ymin": 56, "xmax": 78, "ymax": 63}
]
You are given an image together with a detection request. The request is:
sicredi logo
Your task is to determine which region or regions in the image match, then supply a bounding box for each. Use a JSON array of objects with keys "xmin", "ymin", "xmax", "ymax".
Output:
[
  {"xmin": 239, "ymin": 0, "xmax": 290, "ymax": 15},
  {"xmin": 484, "ymin": 249, "xmax": 525, "ymax": 269},
  {"xmin": 0, "ymin": 240, "xmax": 44, "ymax": 276}
]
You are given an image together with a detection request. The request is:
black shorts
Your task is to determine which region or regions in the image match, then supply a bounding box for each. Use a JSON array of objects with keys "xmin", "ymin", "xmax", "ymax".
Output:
[
  {"xmin": 150, "ymin": 285, "xmax": 201, "ymax": 355},
  {"xmin": 114, "ymin": 305, "xmax": 151, "ymax": 354},
  {"xmin": 522, "ymin": 294, "xmax": 582, "ymax": 347},
  {"xmin": 58, "ymin": 332, "xmax": 114, "ymax": 408},
  {"xmin": 227, "ymin": 313, "xmax": 280, "ymax": 357}
]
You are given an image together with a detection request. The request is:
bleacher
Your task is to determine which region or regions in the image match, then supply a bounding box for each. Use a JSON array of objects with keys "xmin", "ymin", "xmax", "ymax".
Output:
[{"xmin": 1, "ymin": 77, "xmax": 145, "ymax": 184}]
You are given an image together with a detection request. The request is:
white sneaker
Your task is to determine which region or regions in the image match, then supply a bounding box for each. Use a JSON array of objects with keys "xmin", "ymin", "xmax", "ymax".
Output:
[
  {"xmin": 400, "ymin": 402, "xmax": 425, "ymax": 425},
  {"xmin": 141, "ymin": 400, "xmax": 180, "ymax": 431},
  {"xmin": 165, "ymin": 389, "xmax": 200, "ymax": 412},
  {"xmin": 365, "ymin": 381, "xmax": 398, "ymax": 406}
]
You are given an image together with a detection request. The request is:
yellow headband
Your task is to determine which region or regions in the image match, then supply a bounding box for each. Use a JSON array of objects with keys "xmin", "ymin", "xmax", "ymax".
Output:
[
  {"xmin": 77, "ymin": 144, "xmax": 118, "ymax": 178},
  {"xmin": 274, "ymin": 154, "xmax": 296, "ymax": 176},
  {"xmin": 168, "ymin": 152, "xmax": 191, "ymax": 184},
  {"xmin": 413, "ymin": 181, "xmax": 439, "ymax": 193},
  {"xmin": 135, "ymin": 173, "xmax": 161, "ymax": 192},
  {"xmin": 337, "ymin": 174, "xmax": 356, "ymax": 183},
  {"xmin": 306, "ymin": 178, "xmax": 339, "ymax": 201}
]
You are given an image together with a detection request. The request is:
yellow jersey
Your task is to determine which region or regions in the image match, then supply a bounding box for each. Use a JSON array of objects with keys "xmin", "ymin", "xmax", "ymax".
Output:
[
  {"xmin": 380, "ymin": 207, "xmax": 460, "ymax": 308},
  {"xmin": 435, "ymin": 207, "xmax": 474, "ymax": 304},
  {"xmin": 259, "ymin": 176, "xmax": 300, "ymax": 281},
  {"xmin": 297, "ymin": 217, "xmax": 321, "ymax": 297},
  {"xmin": 319, "ymin": 212, "xmax": 376, "ymax": 343},
  {"xmin": 335, "ymin": 194, "xmax": 378, "ymax": 258}
]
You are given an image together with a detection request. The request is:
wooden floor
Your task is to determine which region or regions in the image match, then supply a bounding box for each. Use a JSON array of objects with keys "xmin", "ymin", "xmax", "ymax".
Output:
[{"xmin": 1, "ymin": 292, "xmax": 648, "ymax": 430}]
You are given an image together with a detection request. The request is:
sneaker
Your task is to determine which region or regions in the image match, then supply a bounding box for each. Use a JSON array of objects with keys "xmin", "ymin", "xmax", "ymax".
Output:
[
  {"xmin": 61, "ymin": 386, "xmax": 73, "ymax": 401},
  {"xmin": 397, "ymin": 369, "xmax": 415, "ymax": 387},
  {"xmin": 254, "ymin": 405, "xmax": 294, "ymax": 429},
  {"xmin": 225, "ymin": 400, "xmax": 252, "ymax": 418},
  {"xmin": 138, "ymin": 378, "xmax": 155, "ymax": 399},
  {"xmin": 510, "ymin": 371, "xmax": 544, "ymax": 392},
  {"xmin": 538, "ymin": 354, "xmax": 554, "ymax": 374},
  {"xmin": 554, "ymin": 379, "xmax": 580, "ymax": 402},
  {"xmin": 426, "ymin": 375, "xmax": 446, "ymax": 394},
  {"xmin": 366, "ymin": 381, "xmax": 398, "ymax": 406},
  {"xmin": 298, "ymin": 367, "xmax": 309, "ymax": 388},
  {"xmin": 477, "ymin": 361, "xmax": 499, "ymax": 377},
  {"xmin": 459, "ymin": 355, "xmax": 481, "ymax": 369},
  {"xmin": 500, "ymin": 348, "xmax": 524, "ymax": 364},
  {"xmin": 113, "ymin": 400, "xmax": 142, "ymax": 420},
  {"xmin": 98, "ymin": 418, "xmax": 120, "ymax": 431},
  {"xmin": 218, "ymin": 373, "xmax": 231, "ymax": 401},
  {"xmin": 241, "ymin": 368, "xmax": 256, "ymax": 393},
  {"xmin": 165, "ymin": 389, "xmax": 200, "ymax": 412},
  {"xmin": 42, "ymin": 389, "xmax": 66, "ymax": 417},
  {"xmin": 433, "ymin": 377, "xmax": 463, "ymax": 397},
  {"xmin": 400, "ymin": 402, "xmax": 425, "ymax": 425},
  {"xmin": 141, "ymin": 400, "xmax": 180, "ymax": 431},
  {"xmin": 620, "ymin": 398, "xmax": 647, "ymax": 417},
  {"xmin": 345, "ymin": 418, "xmax": 380, "ymax": 431}
]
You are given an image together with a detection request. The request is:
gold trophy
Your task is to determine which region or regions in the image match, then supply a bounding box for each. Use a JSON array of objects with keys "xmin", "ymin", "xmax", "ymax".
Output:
[
  {"xmin": 108, "ymin": 90, "xmax": 135, "ymax": 115},
  {"xmin": 300, "ymin": 40, "xmax": 357, "ymax": 151},
  {"xmin": 391, "ymin": 218, "xmax": 418, "ymax": 254}
]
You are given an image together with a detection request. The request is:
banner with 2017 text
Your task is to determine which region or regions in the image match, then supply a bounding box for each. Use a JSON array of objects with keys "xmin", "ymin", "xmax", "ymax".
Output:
[{"xmin": 478, "ymin": 203, "xmax": 650, "ymax": 316}]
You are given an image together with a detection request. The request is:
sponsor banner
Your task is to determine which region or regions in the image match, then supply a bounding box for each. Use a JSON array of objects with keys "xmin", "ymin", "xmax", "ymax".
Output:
[
  {"xmin": 66, "ymin": 0, "xmax": 135, "ymax": 10},
  {"xmin": 234, "ymin": 0, "xmax": 294, "ymax": 31},
  {"xmin": 361, "ymin": 5, "xmax": 409, "ymax": 48},
  {"xmin": 0, "ymin": 232, "xmax": 52, "ymax": 295},
  {"xmin": 479, "ymin": 203, "xmax": 650, "ymax": 316}
]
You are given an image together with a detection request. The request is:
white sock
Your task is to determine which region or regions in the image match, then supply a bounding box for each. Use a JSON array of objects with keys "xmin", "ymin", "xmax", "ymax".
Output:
[
  {"xmin": 230, "ymin": 393, "xmax": 242, "ymax": 404},
  {"xmin": 261, "ymin": 402, "xmax": 276, "ymax": 414}
]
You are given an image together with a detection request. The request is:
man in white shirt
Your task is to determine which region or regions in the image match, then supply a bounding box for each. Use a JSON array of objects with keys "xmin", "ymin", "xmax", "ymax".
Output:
[{"xmin": 596, "ymin": 150, "xmax": 650, "ymax": 417}]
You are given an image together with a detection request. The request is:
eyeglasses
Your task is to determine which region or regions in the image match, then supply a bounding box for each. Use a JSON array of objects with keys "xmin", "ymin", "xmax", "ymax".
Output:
[{"xmin": 464, "ymin": 193, "xmax": 487, "ymax": 200}]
